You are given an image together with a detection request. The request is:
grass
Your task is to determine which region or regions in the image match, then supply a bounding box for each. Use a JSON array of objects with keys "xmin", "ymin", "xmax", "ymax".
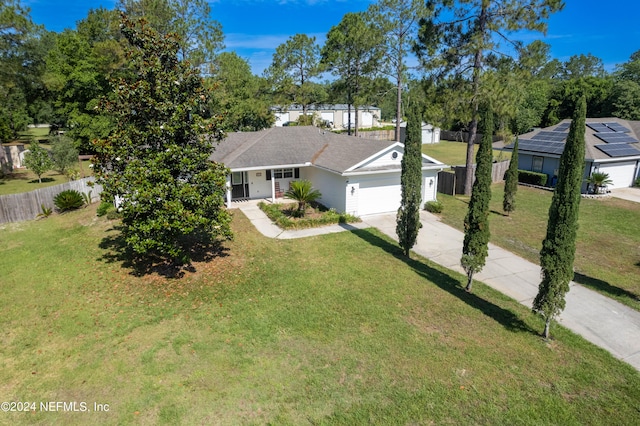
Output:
[
  {"xmin": 435, "ymin": 183, "xmax": 640, "ymax": 311},
  {"xmin": 17, "ymin": 126, "xmax": 51, "ymax": 141},
  {"xmin": 0, "ymin": 161, "xmax": 93, "ymax": 196},
  {"xmin": 1, "ymin": 205, "xmax": 639, "ymax": 424},
  {"xmin": 422, "ymin": 140, "xmax": 510, "ymax": 167}
]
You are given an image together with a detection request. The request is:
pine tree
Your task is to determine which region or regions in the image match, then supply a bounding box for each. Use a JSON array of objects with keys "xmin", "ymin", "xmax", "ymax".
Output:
[
  {"xmin": 93, "ymin": 14, "xmax": 232, "ymax": 266},
  {"xmin": 396, "ymin": 102, "xmax": 423, "ymax": 257},
  {"xmin": 503, "ymin": 136, "xmax": 519, "ymax": 215},
  {"xmin": 533, "ymin": 96, "xmax": 586, "ymax": 339},
  {"xmin": 461, "ymin": 101, "xmax": 493, "ymax": 292}
]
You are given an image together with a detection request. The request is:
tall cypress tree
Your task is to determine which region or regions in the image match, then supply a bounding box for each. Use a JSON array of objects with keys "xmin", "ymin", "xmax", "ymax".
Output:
[
  {"xmin": 533, "ymin": 96, "xmax": 586, "ymax": 339},
  {"xmin": 461, "ymin": 101, "xmax": 493, "ymax": 292},
  {"xmin": 503, "ymin": 136, "xmax": 519, "ymax": 215},
  {"xmin": 396, "ymin": 101, "xmax": 423, "ymax": 257}
]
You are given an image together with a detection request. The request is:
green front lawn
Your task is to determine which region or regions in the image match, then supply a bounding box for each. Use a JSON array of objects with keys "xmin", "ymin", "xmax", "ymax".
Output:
[
  {"xmin": 1, "ymin": 205, "xmax": 638, "ymax": 424},
  {"xmin": 435, "ymin": 183, "xmax": 640, "ymax": 311}
]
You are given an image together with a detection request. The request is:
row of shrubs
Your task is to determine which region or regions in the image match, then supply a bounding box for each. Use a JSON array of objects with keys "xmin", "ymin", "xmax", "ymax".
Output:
[
  {"xmin": 258, "ymin": 202, "xmax": 360, "ymax": 230},
  {"xmin": 517, "ymin": 170, "xmax": 548, "ymax": 186}
]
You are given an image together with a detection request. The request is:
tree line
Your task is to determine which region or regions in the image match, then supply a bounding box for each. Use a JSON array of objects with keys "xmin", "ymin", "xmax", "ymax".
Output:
[{"xmin": 3, "ymin": 0, "xmax": 639, "ymax": 152}]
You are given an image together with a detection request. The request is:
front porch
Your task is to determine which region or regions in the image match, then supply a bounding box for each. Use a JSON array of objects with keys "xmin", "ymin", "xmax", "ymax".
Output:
[
  {"xmin": 228, "ymin": 196, "xmax": 291, "ymax": 209},
  {"xmin": 225, "ymin": 167, "xmax": 304, "ymax": 208}
]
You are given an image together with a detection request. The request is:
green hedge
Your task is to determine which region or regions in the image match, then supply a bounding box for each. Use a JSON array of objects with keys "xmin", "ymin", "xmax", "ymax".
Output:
[
  {"xmin": 424, "ymin": 201, "xmax": 443, "ymax": 213},
  {"xmin": 259, "ymin": 202, "xmax": 360, "ymax": 230},
  {"xmin": 518, "ymin": 170, "xmax": 548, "ymax": 186}
]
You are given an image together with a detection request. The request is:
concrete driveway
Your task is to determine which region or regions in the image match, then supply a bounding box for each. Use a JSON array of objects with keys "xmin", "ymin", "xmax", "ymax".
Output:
[{"xmin": 611, "ymin": 187, "xmax": 640, "ymax": 203}]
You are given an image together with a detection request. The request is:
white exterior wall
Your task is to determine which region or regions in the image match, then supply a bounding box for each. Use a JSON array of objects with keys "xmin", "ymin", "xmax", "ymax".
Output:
[
  {"xmin": 421, "ymin": 125, "xmax": 441, "ymax": 144},
  {"xmin": 247, "ymin": 170, "xmax": 272, "ymax": 199},
  {"xmin": 305, "ymin": 167, "xmax": 347, "ymax": 212},
  {"xmin": 237, "ymin": 165, "xmax": 439, "ymax": 216},
  {"xmin": 433, "ymin": 128, "xmax": 441, "ymax": 144},
  {"xmin": 422, "ymin": 170, "xmax": 438, "ymax": 203},
  {"xmin": 345, "ymin": 182, "xmax": 359, "ymax": 215},
  {"xmin": 274, "ymin": 108, "xmax": 380, "ymax": 129}
]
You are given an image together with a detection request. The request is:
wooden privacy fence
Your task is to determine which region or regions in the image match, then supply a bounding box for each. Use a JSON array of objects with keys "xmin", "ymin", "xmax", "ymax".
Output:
[
  {"xmin": 437, "ymin": 171, "xmax": 456, "ymax": 196},
  {"xmin": 0, "ymin": 177, "xmax": 102, "ymax": 223},
  {"xmin": 437, "ymin": 160, "xmax": 510, "ymax": 196}
]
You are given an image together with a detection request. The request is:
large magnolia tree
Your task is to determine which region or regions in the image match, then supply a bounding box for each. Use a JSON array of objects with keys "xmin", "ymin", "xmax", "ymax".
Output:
[{"xmin": 93, "ymin": 15, "xmax": 232, "ymax": 266}]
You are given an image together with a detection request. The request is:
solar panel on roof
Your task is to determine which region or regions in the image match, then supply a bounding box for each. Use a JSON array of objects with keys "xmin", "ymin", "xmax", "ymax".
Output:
[
  {"xmin": 604, "ymin": 122, "xmax": 631, "ymax": 133},
  {"xmin": 554, "ymin": 122, "xmax": 571, "ymax": 132},
  {"xmin": 517, "ymin": 139, "xmax": 566, "ymax": 155},
  {"xmin": 594, "ymin": 133, "xmax": 639, "ymax": 144},
  {"xmin": 587, "ymin": 123, "xmax": 615, "ymax": 132},
  {"xmin": 595, "ymin": 144, "xmax": 640, "ymax": 157},
  {"xmin": 532, "ymin": 131, "xmax": 567, "ymax": 141}
]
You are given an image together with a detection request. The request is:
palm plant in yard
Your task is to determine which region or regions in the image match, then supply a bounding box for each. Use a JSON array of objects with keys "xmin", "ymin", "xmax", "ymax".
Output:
[
  {"xmin": 284, "ymin": 180, "xmax": 321, "ymax": 216},
  {"xmin": 587, "ymin": 172, "xmax": 613, "ymax": 194}
]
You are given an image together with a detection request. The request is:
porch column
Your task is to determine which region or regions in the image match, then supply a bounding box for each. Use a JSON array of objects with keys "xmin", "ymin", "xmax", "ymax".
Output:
[
  {"xmin": 226, "ymin": 174, "xmax": 232, "ymax": 208},
  {"xmin": 270, "ymin": 169, "xmax": 276, "ymax": 203}
]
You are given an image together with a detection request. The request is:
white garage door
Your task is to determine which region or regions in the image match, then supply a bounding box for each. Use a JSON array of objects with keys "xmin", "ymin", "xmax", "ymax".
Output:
[
  {"xmin": 362, "ymin": 112, "xmax": 373, "ymax": 126},
  {"xmin": 342, "ymin": 112, "xmax": 355, "ymax": 128},
  {"xmin": 321, "ymin": 112, "xmax": 334, "ymax": 126},
  {"xmin": 275, "ymin": 112, "xmax": 289, "ymax": 127},
  {"xmin": 357, "ymin": 175, "xmax": 401, "ymax": 216},
  {"xmin": 598, "ymin": 161, "xmax": 637, "ymax": 189}
]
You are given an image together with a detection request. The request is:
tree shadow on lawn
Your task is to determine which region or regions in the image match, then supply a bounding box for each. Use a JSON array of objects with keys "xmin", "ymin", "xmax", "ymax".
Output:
[
  {"xmin": 29, "ymin": 177, "xmax": 55, "ymax": 183},
  {"xmin": 450, "ymin": 196, "xmax": 508, "ymax": 217},
  {"xmin": 98, "ymin": 225, "xmax": 229, "ymax": 278},
  {"xmin": 573, "ymin": 272, "xmax": 640, "ymax": 304},
  {"xmin": 351, "ymin": 228, "xmax": 535, "ymax": 335}
]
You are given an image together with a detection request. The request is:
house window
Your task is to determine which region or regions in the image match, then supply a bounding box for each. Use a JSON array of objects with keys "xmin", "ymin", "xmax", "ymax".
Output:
[
  {"xmin": 273, "ymin": 168, "xmax": 293, "ymax": 179},
  {"xmin": 231, "ymin": 171, "xmax": 243, "ymax": 185},
  {"xmin": 532, "ymin": 156, "xmax": 544, "ymax": 173}
]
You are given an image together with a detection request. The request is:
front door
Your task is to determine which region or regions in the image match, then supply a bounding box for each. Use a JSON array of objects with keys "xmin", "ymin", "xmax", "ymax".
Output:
[{"xmin": 231, "ymin": 171, "xmax": 249, "ymax": 199}]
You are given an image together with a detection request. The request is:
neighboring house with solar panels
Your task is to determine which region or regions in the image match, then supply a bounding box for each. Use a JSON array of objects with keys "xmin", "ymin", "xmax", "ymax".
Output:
[{"xmin": 501, "ymin": 118, "xmax": 640, "ymax": 192}]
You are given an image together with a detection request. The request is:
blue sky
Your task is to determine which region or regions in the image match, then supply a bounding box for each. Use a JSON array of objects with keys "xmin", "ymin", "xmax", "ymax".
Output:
[{"xmin": 24, "ymin": 0, "xmax": 640, "ymax": 75}]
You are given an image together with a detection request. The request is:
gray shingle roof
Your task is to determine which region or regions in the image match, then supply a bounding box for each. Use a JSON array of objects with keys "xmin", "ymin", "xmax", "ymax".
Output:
[{"xmin": 209, "ymin": 126, "xmax": 428, "ymax": 174}]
